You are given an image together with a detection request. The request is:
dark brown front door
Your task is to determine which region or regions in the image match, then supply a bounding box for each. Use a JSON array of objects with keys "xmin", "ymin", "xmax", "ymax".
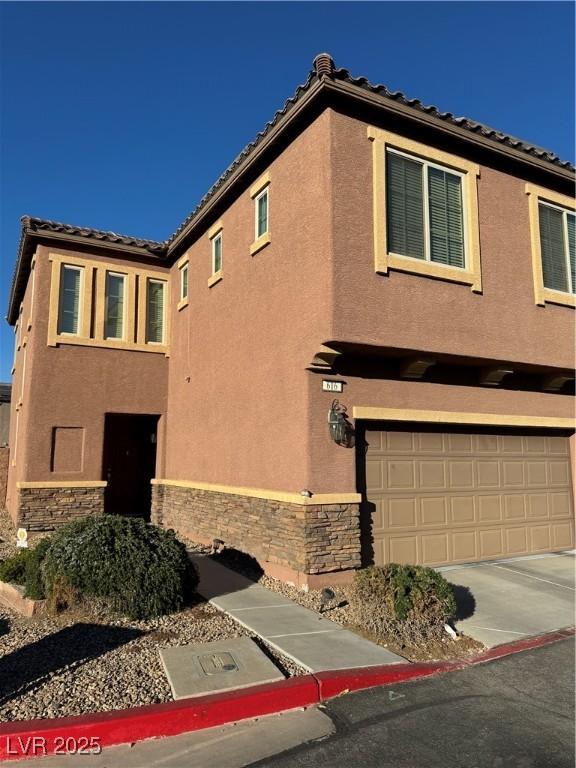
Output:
[{"xmin": 102, "ymin": 414, "xmax": 159, "ymax": 520}]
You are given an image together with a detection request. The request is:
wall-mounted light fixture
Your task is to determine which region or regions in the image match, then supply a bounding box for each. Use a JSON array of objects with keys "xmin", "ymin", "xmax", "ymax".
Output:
[{"xmin": 328, "ymin": 399, "xmax": 353, "ymax": 447}]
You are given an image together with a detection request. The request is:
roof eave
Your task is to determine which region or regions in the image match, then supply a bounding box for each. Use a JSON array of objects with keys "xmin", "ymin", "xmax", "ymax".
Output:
[
  {"xmin": 7, "ymin": 226, "xmax": 166, "ymax": 325},
  {"xmin": 167, "ymin": 77, "xmax": 574, "ymax": 259}
]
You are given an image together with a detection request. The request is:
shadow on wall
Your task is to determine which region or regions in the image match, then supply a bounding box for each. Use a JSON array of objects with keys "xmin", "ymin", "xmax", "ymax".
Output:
[
  {"xmin": 0, "ymin": 623, "xmax": 143, "ymax": 707},
  {"xmin": 211, "ymin": 548, "xmax": 265, "ymax": 582}
]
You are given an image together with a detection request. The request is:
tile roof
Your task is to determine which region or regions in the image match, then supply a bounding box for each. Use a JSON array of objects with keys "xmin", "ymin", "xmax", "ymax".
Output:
[
  {"xmin": 167, "ymin": 53, "xmax": 574, "ymax": 246},
  {"xmin": 8, "ymin": 54, "xmax": 573, "ymax": 324},
  {"xmin": 20, "ymin": 216, "xmax": 167, "ymax": 255}
]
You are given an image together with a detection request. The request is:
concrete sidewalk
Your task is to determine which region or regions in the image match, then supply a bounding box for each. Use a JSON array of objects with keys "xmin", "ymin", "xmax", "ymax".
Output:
[
  {"xmin": 441, "ymin": 551, "xmax": 575, "ymax": 647},
  {"xmin": 189, "ymin": 554, "xmax": 404, "ymax": 672}
]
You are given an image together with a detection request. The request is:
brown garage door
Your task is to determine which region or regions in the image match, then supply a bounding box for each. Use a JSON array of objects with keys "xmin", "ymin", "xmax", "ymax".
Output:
[{"xmin": 363, "ymin": 427, "xmax": 574, "ymax": 566}]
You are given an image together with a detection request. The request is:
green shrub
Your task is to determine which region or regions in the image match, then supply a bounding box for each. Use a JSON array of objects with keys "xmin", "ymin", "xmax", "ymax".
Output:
[
  {"xmin": 0, "ymin": 538, "xmax": 51, "ymax": 599},
  {"xmin": 0, "ymin": 550, "xmax": 29, "ymax": 586},
  {"xmin": 24, "ymin": 538, "xmax": 51, "ymax": 599},
  {"xmin": 349, "ymin": 564, "xmax": 457, "ymax": 646},
  {"xmin": 42, "ymin": 516, "xmax": 198, "ymax": 620}
]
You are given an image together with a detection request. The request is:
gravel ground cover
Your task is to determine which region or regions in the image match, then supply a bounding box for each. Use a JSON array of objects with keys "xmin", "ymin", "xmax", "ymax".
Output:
[
  {"xmin": 209, "ymin": 548, "xmax": 485, "ymax": 662},
  {"xmin": 0, "ymin": 514, "xmax": 305, "ymax": 723}
]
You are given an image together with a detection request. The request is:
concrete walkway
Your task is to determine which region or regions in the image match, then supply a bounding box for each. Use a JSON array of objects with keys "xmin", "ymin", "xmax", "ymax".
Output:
[
  {"xmin": 441, "ymin": 551, "xmax": 575, "ymax": 648},
  {"xmin": 189, "ymin": 554, "xmax": 404, "ymax": 672}
]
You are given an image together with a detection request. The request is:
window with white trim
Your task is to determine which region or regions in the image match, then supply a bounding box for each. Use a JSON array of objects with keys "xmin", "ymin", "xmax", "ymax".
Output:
[
  {"xmin": 212, "ymin": 231, "xmax": 223, "ymax": 275},
  {"xmin": 538, "ymin": 202, "xmax": 575, "ymax": 295},
  {"xmin": 104, "ymin": 271, "xmax": 126, "ymax": 340},
  {"xmin": 386, "ymin": 148, "xmax": 467, "ymax": 269},
  {"xmin": 146, "ymin": 279, "xmax": 166, "ymax": 344},
  {"xmin": 58, "ymin": 265, "xmax": 83, "ymax": 335}
]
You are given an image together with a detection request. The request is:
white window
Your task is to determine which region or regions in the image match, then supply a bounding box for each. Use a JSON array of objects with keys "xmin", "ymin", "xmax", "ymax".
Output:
[
  {"xmin": 212, "ymin": 231, "xmax": 223, "ymax": 275},
  {"xmin": 146, "ymin": 279, "xmax": 166, "ymax": 344},
  {"xmin": 538, "ymin": 202, "xmax": 575, "ymax": 295},
  {"xmin": 58, "ymin": 265, "xmax": 83, "ymax": 335},
  {"xmin": 104, "ymin": 272, "xmax": 126, "ymax": 340},
  {"xmin": 180, "ymin": 262, "xmax": 189, "ymax": 301},
  {"xmin": 386, "ymin": 148, "xmax": 467, "ymax": 269},
  {"xmin": 255, "ymin": 187, "xmax": 269, "ymax": 239}
]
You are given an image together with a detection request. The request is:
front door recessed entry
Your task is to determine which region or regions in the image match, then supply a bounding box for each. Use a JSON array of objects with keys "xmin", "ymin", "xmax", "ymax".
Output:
[{"xmin": 102, "ymin": 413, "xmax": 159, "ymax": 520}]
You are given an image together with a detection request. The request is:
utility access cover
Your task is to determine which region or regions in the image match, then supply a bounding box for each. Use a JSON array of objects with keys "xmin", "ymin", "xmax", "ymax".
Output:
[{"xmin": 159, "ymin": 637, "xmax": 285, "ymax": 699}]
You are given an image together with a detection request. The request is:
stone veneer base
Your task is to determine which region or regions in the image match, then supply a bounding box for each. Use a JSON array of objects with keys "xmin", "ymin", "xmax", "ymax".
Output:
[
  {"xmin": 17, "ymin": 486, "xmax": 105, "ymax": 530},
  {"xmin": 151, "ymin": 483, "xmax": 362, "ymax": 584}
]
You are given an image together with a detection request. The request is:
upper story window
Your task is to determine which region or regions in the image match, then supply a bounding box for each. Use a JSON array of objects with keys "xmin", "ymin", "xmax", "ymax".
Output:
[
  {"xmin": 180, "ymin": 263, "xmax": 188, "ymax": 299},
  {"xmin": 146, "ymin": 279, "xmax": 165, "ymax": 344},
  {"xmin": 212, "ymin": 232, "xmax": 223, "ymax": 274},
  {"xmin": 105, "ymin": 272, "xmax": 126, "ymax": 340},
  {"xmin": 58, "ymin": 265, "xmax": 83, "ymax": 335},
  {"xmin": 48, "ymin": 253, "xmax": 169, "ymax": 352},
  {"xmin": 368, "ymin": 126, "xmax": 482, "ymax": 292},
  {"xmin": 525, "ymin": 183, "xmax": 575, "ymax": 308},
  {"xmin": 250, "ymin": 172, "xmax": 271, "ymax": 256},
  {"xmin": 538, "ymin": 203, "xmax": 575, "ymax": 294},
  {"xmin": 386, "ymin": 150, "xmax": 466, "ymax": 269},
  {"xmin": 255, "ymin": 187, "xmax": 269, "ymax": 239}
]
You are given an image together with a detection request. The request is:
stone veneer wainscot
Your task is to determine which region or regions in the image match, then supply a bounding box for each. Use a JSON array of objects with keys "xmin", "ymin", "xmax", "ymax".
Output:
[
  {"xmin": 17, "ymin": 485, "xmax": 105, "ymax": 530},
  {"xmin": 151, "ymin": 483, "xmax": 361, "ymax": 579}
]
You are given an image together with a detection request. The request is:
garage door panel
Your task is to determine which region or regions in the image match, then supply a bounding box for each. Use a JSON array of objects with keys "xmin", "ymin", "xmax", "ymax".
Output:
[
  {"xmin": 449, "ymin": 461, "xmax": 474, "ymax": 489},
  {"xmin": 365, "ymin": 428, "xmax": 574, "ymax": 567},
  {"xmin": 477, "ymin": 461, "xmax": 501, "ymax": 487},
  {"xmin": 503, "ymin": 494, "xmax": 526, "ymax": 521},
  {"xmin": 478, "ymin": 495, "xmax": 502, "ymax": 522},
  {"xmin": 421, "ymin": 533, "xmax": 449, "ymax": 565},
  {"xmin": 552, "ymin": 523, "xmax": 574, "ymax": 549},
  {"xmin": 505, "ymin": 527, "xmax": 528, "ymax": 554},
  {"xmin": 450, "ymin": 496, "xmax": 476, "ymax": 524},
  {"xmin": 419, "ymin": 461, "xmax": 445, "ymax": 489},
  {"xmin": 388, "ymin": 498, "xmax": 416, "ymax": 529},
  {"xmin": 420, "ymin": 497, "xmax": 447, "ymax": 526}
]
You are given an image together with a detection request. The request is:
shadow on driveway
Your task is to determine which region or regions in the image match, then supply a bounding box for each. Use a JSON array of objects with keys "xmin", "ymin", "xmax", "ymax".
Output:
[{"xmin": 0, "ymin": 623, "xmax": 143, "ymax": 707}]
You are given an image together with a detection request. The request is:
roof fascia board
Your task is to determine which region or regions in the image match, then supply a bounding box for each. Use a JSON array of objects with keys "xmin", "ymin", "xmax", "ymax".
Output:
[
  {"xmin": 25, "ymin": 228, "xmax": 165, "ymax": 259},
  {"xmin": 167, "ymin": 78, "xmax": 326, "ymax": 256},
  {"xmin": 325, "ymin": 79, "xmax": 575, "ymax": 183},
  {"xmin": 167, "ymin": 77, "xmax": 573, "ymax": 261}
]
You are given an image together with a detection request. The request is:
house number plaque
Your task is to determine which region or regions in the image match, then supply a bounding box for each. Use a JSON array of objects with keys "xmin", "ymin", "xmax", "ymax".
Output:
[{"xmin": 322, "ymin": 380, "xmax": 343, "ymax": 393}]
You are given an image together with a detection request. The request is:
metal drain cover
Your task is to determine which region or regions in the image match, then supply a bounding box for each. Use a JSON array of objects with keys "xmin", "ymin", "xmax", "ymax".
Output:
[{"xmin": 199, "ymin": 652, "xmax": 238, "ymax": 675}]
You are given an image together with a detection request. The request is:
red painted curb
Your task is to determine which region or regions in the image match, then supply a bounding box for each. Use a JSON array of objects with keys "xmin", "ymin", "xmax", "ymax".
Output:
[
  {"xmin": 0, "ymin": 627, "xmax": 573, "ymax": 761},
  {"xmin": 462, "ymin": 626, "xmax": 575, "ymax": 667},
  {"xmin": 0, "ymin": 675, "xmax": 319, "ymax": 761},
  {"xmin": 314, "ymin": 660, "xmax": 462, "ymax": 701}
]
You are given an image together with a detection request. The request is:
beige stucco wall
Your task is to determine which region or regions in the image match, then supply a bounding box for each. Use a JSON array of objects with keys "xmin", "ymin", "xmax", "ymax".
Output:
[{"xmin": 5, "ymin": 244, "xmax": 169, "ymax": 520}]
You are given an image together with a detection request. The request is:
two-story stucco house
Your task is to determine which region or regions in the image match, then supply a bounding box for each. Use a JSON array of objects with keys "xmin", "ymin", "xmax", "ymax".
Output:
[{"xmin": 5, "ymin": 54, "xmax": 575, "ymax": 587}]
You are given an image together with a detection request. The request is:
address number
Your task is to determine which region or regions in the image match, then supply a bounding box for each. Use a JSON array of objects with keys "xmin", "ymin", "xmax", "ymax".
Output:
[{"xmin": 322, "ymin": 380, "xmax": 343, "ymax": 393}]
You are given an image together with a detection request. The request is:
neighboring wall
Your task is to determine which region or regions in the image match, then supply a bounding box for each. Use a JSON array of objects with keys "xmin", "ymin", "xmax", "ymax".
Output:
[
  {"xmin": 163, "ymin": 110, "xmax": 335, "ymax": 493},
  {"xmin": 5, "ymin": 244, "xmax": 169, "ymax": 521}
]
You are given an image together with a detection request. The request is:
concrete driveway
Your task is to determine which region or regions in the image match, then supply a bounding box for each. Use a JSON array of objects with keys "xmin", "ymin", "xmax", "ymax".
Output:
[{"xmin": 440, "ymin": 551, "xmax": 575, "ymax": 647}]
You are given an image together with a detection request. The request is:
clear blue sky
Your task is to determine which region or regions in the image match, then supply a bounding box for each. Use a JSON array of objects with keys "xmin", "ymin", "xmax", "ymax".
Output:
[{"xmin": 1, "ymin": 1, "xmax": 574, "ymax": 380}]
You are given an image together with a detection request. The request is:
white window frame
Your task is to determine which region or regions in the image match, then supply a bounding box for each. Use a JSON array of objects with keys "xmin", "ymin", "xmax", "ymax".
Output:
[
  {"xmin": 146, "ymin": 278, "xmax": 166, "ymax": 345},
  {"xmin": 386, "ymin": 147, "xmax": 469, "ymax": 270},
  {"xmin": 538, "ymin": 200, "xmax": 575, "ymax": 296},
  {"xmin": 211, "ymin": 231, "xmax": 223, "ymax": 276},
  {"xmin": 254, "ymin": 186, "xmax": 269, "ymax": 240},
  {"xmin": 58, "ymin": 264, "xmax": 84, "ymax": 336},
  {"xmin": 104, "ymin": 271, "xmax": 127, "ymax": 341}
]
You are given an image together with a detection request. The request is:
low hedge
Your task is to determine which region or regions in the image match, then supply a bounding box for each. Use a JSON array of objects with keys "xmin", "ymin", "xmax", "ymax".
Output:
[
  {"xmin": 0, "ymin": 539, "xmax": 51, "ymax": 600},
  {"xmin": 349, "ymin": 563, "xmax": 457, "ymax": 646},
  {"xmin": 42, "ymin": 515, "xmax": 198, "ymax": 620}
]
